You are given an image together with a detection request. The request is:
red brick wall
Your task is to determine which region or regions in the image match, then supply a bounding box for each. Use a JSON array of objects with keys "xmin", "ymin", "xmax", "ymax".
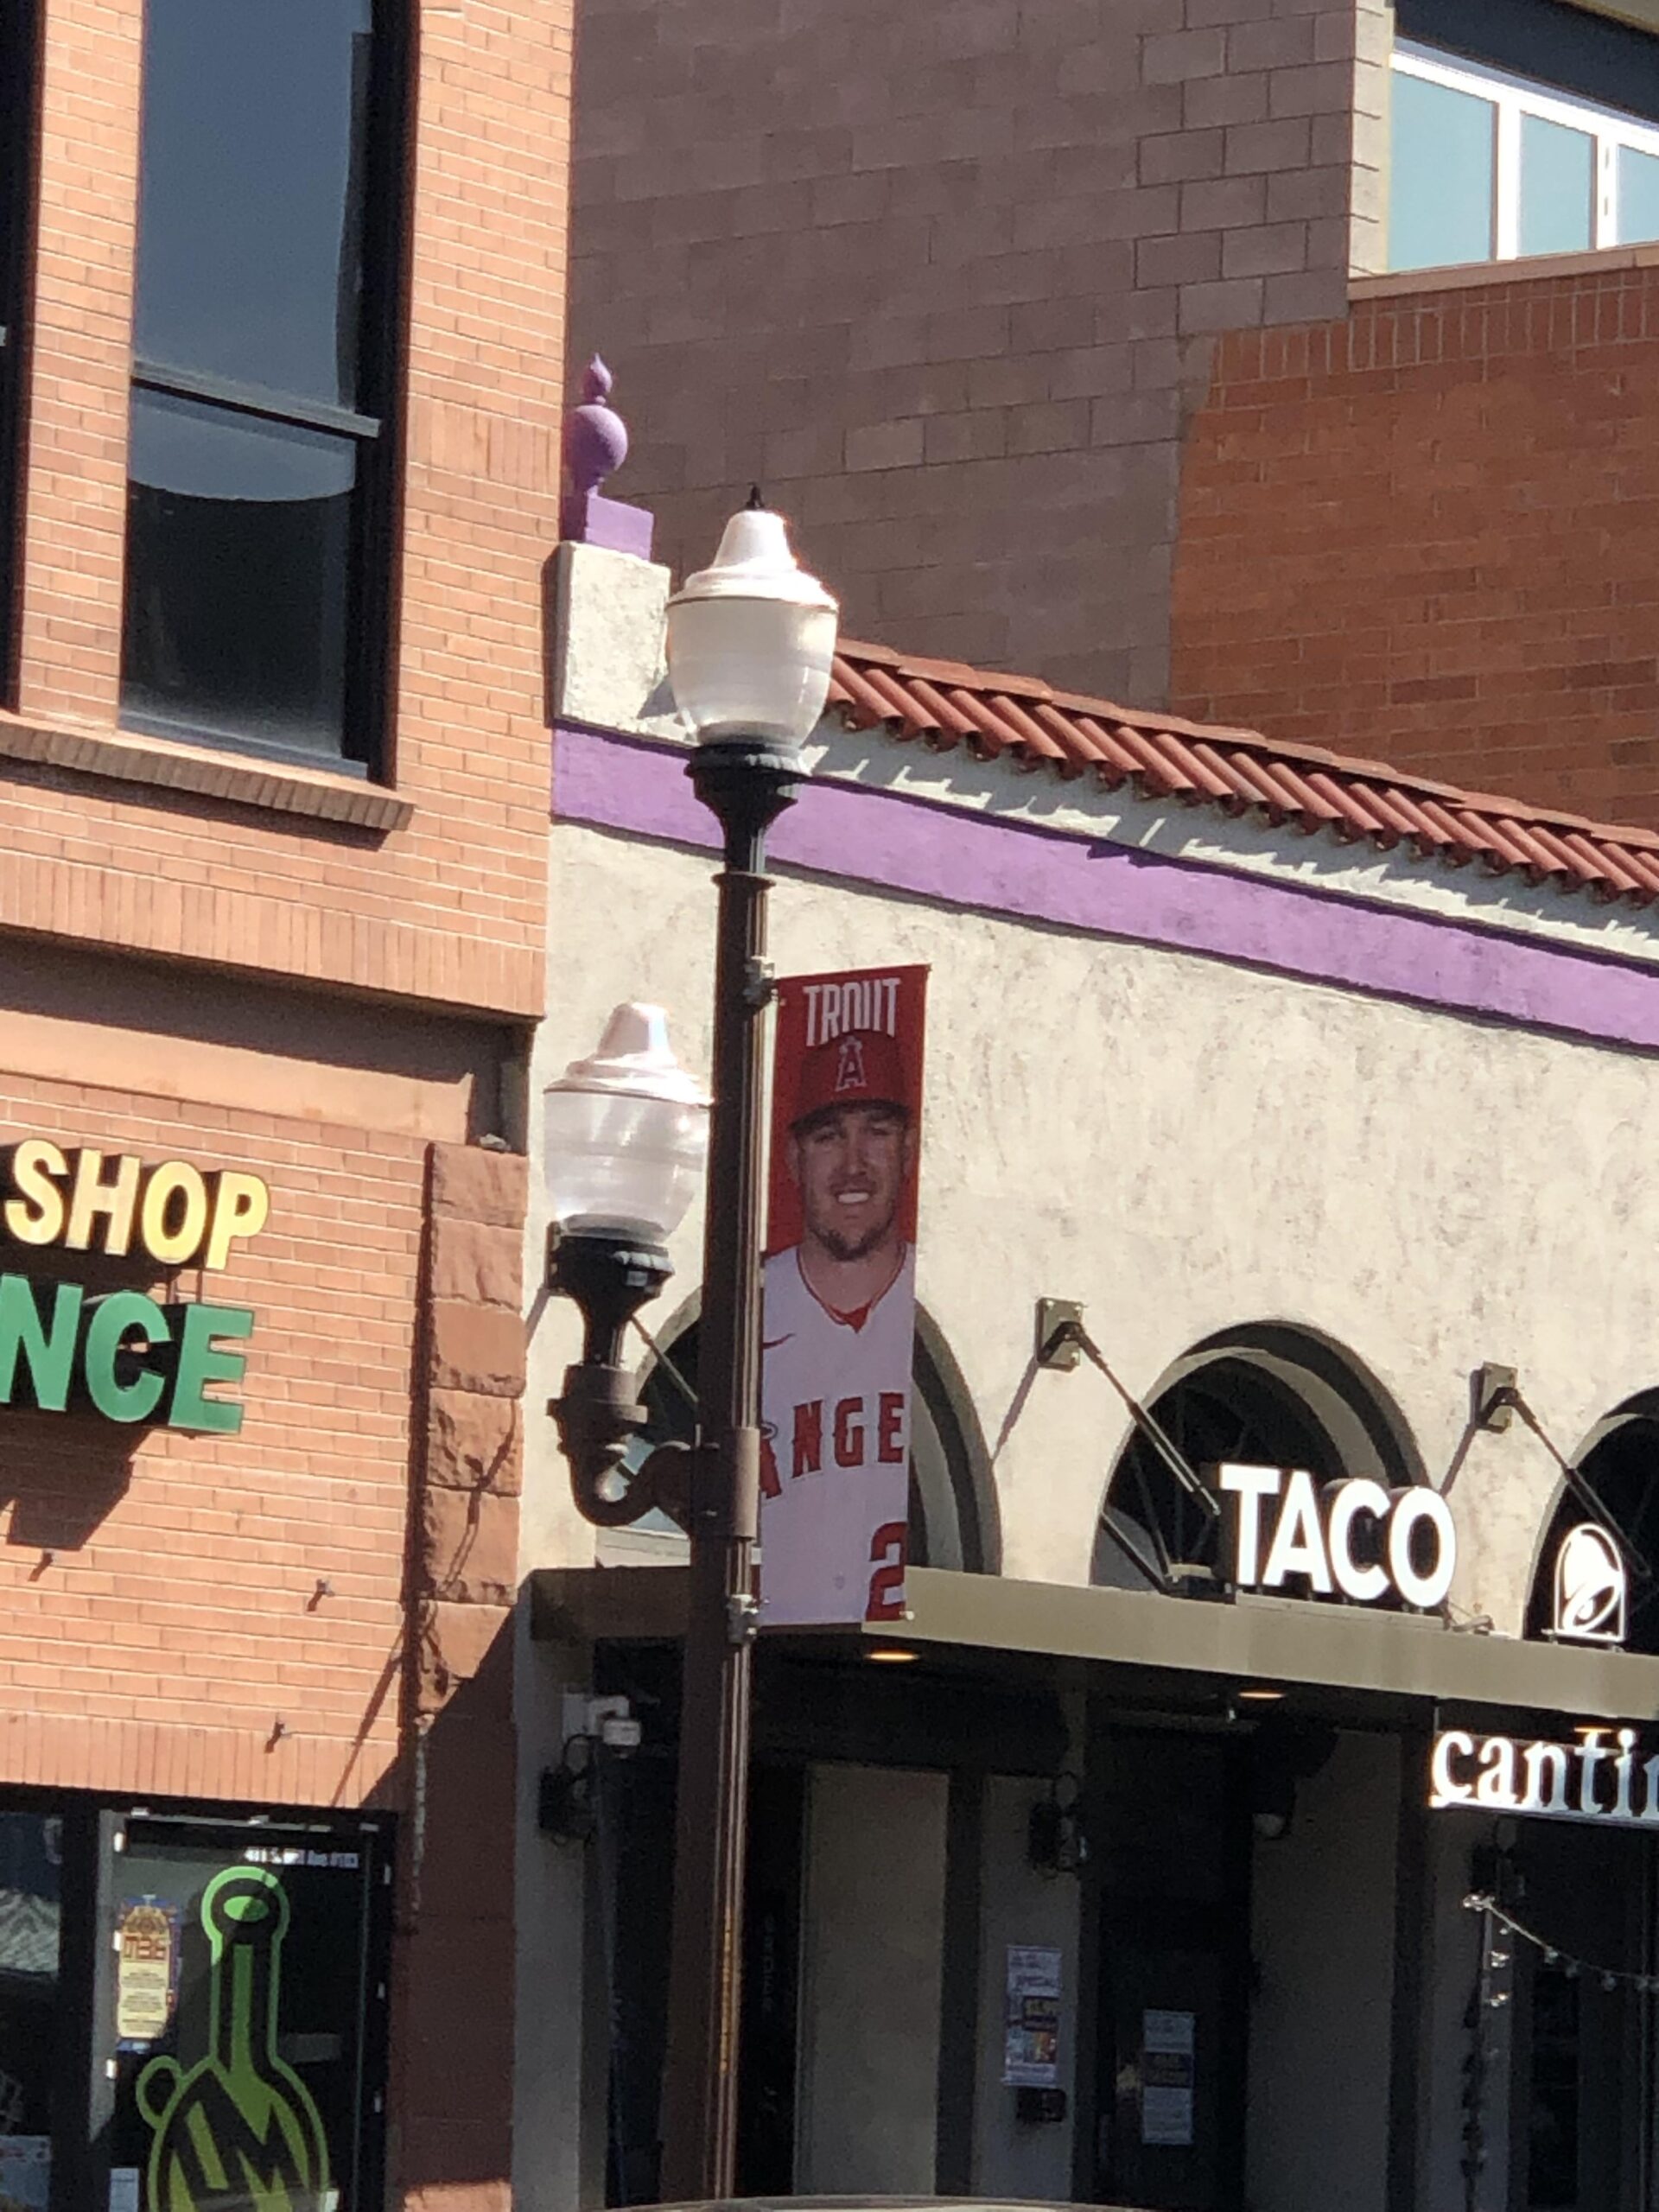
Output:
[
  {"xmin": 13, "ymin": 0, "xmax": 574, "ymax": 1018},
  {"xmin": 1170, "ymin": 259, "xmax": 1659, "ymax": 825},
  {"xmin": 0, "ymin": 1067, "xmax": 423, "ymax": 1805}
]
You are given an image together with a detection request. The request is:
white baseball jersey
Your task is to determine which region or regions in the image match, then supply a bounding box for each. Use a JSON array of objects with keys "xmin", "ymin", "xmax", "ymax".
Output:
[{"xmin": 759, "ymin": 1242, "xmax": 914, "ymax": 1625}]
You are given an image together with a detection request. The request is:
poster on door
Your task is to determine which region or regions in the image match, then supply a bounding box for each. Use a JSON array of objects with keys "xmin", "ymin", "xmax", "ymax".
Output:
[
  {"xmin": 760, "ymin": 965, "xmax": 927, "ymax": 1626},
  {"xmin": 1141, "ymin": 2009, "xmax": 1196, "ymax": 2146},
  {"xmin": 1002, "ymin": 1945, "xmax": 1063, "ymax": 2087}
]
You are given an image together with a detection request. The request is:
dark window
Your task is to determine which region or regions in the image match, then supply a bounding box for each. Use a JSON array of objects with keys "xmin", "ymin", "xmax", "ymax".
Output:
[
  {"xmin": 0, "ymin": 3, "xmax": 36, "ymax": 701},
  {"xmin": 122, "ymin": 0, "xmax": 399, "ymax": 771},
  {"xmin": 1526, "ymin": 1395, "xmax": 1659, "ymax": 1652}
]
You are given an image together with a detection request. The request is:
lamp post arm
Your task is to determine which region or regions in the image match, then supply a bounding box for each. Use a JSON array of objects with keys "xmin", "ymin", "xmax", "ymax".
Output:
[{"xmin": 658, "ymin": 738, "xmax": 798, "ymax": 2203}]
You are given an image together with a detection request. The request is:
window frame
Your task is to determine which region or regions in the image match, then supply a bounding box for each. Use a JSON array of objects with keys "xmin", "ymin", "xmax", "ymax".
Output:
[
  {"xmin": 1392, "ymin": 39, "xmax": 1659, "ymax": 268},
  {"xmin": 121, "ymin": 0, "xmax": 409, "ymax": 779},
  {"xmin": 0, "ymin": 2, "xmax": 39, "ymax": 705}
]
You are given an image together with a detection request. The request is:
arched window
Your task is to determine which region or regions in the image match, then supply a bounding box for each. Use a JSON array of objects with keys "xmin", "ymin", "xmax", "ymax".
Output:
[
  {"xmin": 1091, "ymin": 1322, "xmax": 1418, "ymax": 1594},
  {"xmin": 1526, "ymin": 1391, "xmax": 1659, "ymax": 1649},
  {"xmin": 635, "ymin": 1302, "xmax": 999, "ymax": 1573}
]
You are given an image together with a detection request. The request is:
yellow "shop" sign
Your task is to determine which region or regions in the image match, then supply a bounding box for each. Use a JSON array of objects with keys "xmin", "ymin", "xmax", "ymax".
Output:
[{"xmin": 2, "ymin": 1141, "xmax": 269, "ymax": 1268}]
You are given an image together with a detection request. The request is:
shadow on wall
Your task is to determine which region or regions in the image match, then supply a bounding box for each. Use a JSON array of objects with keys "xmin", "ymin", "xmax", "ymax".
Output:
[{"xmin": 0, "ymin": 1240, "xmax": 256, "ymax": 1552}]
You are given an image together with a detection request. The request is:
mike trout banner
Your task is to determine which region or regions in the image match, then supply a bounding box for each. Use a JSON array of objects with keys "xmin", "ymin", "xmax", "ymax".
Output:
[{"xmin": 760, "ymin": 964, "xmax": 928, "ymax": 1626}]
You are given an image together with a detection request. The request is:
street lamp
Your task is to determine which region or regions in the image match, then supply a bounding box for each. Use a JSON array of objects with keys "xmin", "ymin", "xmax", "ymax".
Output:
[
  {"xmin": 546, "ymin": 493, "xmax": 837, "ymax": 2201},
  {"xmin": 543, "ymin": 1001, "xmax": 709, "ymax": 1524}
]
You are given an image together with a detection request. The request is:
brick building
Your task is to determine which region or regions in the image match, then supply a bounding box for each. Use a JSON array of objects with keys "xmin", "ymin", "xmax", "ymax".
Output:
[
  {"xmin": 568, "ymin": 0, "xmax": 1659, "ymax": 819},
  {"xmin": 0, "ymin": 0, "xmax": 569, "ymax": 2205}
]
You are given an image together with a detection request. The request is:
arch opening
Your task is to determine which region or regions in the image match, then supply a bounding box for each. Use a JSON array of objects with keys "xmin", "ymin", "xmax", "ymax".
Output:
[
  {"xmin": 1525, "ymin": 1389, "xmax": 1659, "ymax": 1649},
  {"xmin": 1090, "ymin": 1321, "xmax": 1420, "ymax": 1596}
]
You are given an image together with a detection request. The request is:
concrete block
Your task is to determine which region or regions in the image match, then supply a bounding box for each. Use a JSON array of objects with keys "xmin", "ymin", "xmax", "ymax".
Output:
[
  {"xmin": 845, "ymin": 418, "xmax": 925, "ymax": 472},
  {"xmin": 1007, "ymin": 399, "xmax": 1091, "ymax": 454},
  {"xmin": 1224, "ymin": 117, "xmax": 1313, "ymax": 174},
  {"xmin": 429, "ymin": 1145, "xmax": 531, "ymax": 1231},
  {"xmin": 416, "ymin": 1600, "xmax": 512, "ymax": 1710},
  {"xmin": 1140, "ymin": 130, "xmax": 1225, "ymax": 185},
  {"xmin": 1137, "ymin": 230, "xmax": 1223, "ymax": 286},
  {"xmin": 1090, "ymin": 388, "xmax": 1184, "ymax": 446},
  {"xmin": 1267, "ymin": 163, "xmax": 1352, "ymax": 220},
  {"xmin": 1268, "ymin": 60, "xmax": 1358, "ymax": 117},
  {"xmin": 1181, "ymin": 174, "xmax": 1269, "ymax": 229},
  {"xmin": 1184, "ymin": 71, "xmax": 1268, "ymax": 128},
  {"xmin": 1179, "ymin": 276, "xmax": 1266, "ymax": 334},
  {"xmin": 1141, "ymin": 26, "xmax": 1228, "ymax": 81},
  {"xmin": 1223, "ymin": 220, "xmax": 1310, "ymax": 277},
  {"xmin": 1229, "ymin": 16, "xmax": 1318, "ymax": 70},
  {"xmin": 429, "ymin": 1218, "xmax": 523, "ymax": 1309},
  {"xmin": 429, "ymin": 1301, "xmax": 527, "ymax": 1399},
  {"xmin": 1096, "ymin": 287, "xmax": 1178, "ymax": 341},
  {"xmin": 1049, "ymin": 343, "xmax": 1135, "ymax": 399},
  {"xmin": 549, "ymin": 543, "xmax": 681, "ymax": 740},
  {"xmin": 426, "ymin": 1388, "xmax": 523, "ymax": 1496},
  {"xmin": 419, "ymin": 1486, "xmax": 519, "ymax": 1606},
  {"xmin": 923, "ymin": 410, "xmax": 1009, "ymax": 462},
  {"xmin": 1262, "ymin": 265, "xmax": 1348, "ymax": 321},
  {"xmin": 1012, "ymin": 296, "xmax": 1100, "ymax": 352}
]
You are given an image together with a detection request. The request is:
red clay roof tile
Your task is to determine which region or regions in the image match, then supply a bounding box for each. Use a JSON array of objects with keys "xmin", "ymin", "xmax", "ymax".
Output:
[{"xmin": 826, "ymin": 639, "xmax": 1659, "ymax": 913}]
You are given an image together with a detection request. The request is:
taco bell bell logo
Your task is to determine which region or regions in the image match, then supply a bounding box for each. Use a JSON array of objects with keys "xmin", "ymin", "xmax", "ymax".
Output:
[{"xmin": 1553, "ymin": 1522, "xmax": 1626, "ymax": 1645}]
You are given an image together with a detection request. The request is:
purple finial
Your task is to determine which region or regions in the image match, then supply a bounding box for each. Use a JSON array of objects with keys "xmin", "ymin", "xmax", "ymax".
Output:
[
  {"xmin": 564, "ymin": 355, "xmax": 629, "ymax": 498},
  {"xmin": 561, "ymin": 354, "xmax": 653, "ymax": 556}
]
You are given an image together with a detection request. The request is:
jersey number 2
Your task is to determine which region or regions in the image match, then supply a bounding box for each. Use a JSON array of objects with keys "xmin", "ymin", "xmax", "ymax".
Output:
[{"xmin": 866, "ymin": 1521, "xmax": 906, "ymax": 1622}]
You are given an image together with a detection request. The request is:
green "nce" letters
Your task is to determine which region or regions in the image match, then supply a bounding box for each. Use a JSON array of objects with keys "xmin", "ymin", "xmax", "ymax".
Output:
[{"xmin": 0, "ymin": 1274, "xmax": 255, "ymax": 1433}]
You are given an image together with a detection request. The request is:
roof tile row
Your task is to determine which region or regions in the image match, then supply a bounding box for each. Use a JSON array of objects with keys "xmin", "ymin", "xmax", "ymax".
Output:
[{"xmin": 829, "ymin": 639, "xmax": 1659, "ymax": 907}]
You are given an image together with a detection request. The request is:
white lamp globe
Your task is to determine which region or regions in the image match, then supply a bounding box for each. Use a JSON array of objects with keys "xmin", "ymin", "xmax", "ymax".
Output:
[
  {"xmin": 543, "ymin": 1003, "xmax": 709, "ymax": 1243},
  {"xmin": 664, "ymin": 496, "xmax": 839, "ymax": 750}
]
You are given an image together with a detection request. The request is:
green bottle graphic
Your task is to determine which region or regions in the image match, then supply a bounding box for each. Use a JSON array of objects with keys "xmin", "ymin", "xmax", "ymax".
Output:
[{"xmin": 136, "ymin": 1866, "xmax": 332, "ymax": 2212}]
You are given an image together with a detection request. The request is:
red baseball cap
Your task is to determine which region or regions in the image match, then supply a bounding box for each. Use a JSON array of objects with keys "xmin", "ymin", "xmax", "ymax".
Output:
[{"xmin": 789, "ymin": 1029, "xmax": 907, "ymax": 1128}]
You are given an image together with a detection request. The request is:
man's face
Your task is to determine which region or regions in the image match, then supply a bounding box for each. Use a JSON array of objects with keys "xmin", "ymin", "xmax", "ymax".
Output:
[{"xmin": 788, "ymin": 1102, "xmax": 915, "ymax": 1263}]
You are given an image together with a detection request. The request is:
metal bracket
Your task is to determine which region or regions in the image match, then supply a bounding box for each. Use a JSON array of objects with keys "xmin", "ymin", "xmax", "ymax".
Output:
[
  {"xmin": 1471, "ymin": 1363, "xmax": 1517, "ymax": 1433},
  {"xmin": 1035, "ymin": 1298, "xmax": 1084, "ymax": 1371},
  {"xmin": 727, "ymin": 1590, "xmax": 760, "ymax": 1646},
  {"xmin": 742, "ymin": 957, "xmax": 776, "ymax": 1009}
]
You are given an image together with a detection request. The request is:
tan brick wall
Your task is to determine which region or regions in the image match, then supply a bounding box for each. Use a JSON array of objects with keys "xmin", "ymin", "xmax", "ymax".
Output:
[
  {"xmin": 569, "ymin": 0, "xmax": 1370, "ymax": 702},
  {"xmin": 1169, "ymin": 262, "xmax": 1659, "ymax": 825},
  {"xmin": 11, "ymin": 0, "xmax": 574, "ymax": 1019}
]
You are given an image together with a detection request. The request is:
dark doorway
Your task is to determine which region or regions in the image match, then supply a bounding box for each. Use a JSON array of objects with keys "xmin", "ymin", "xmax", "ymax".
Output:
[
  {"xmin": 1087, "ymin": 1729, "xmax": 1251, "ymax": 2212},
  {"xmin": 1510, "ymin": 1820, "xmax": 1655, "ymax": 2212}
]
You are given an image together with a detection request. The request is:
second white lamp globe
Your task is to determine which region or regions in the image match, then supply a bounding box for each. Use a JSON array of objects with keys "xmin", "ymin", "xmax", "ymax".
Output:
[
  {"xmin": 664, "ymin": 501, "xmax": 839, "ymax": 749},
  {"xmin": 543, "ymin": 1002, "xmax": 709, "ymax": 1243}
]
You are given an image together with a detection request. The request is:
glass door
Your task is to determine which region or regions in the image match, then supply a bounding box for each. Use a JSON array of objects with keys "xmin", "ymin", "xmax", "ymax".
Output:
[{"xmin": 100, "ymin": 1813, "xmax": 391, "ymax": 2212}]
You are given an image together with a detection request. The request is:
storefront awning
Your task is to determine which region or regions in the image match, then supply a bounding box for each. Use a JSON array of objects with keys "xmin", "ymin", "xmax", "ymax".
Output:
[{"xmin": 531, "ymin": 1563, "xmax": 1659, "ymax": 1726}]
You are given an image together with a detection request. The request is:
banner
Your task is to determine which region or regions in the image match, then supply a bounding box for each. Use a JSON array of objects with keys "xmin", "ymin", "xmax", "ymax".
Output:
[{"xmin": 760, "ymin": 964, "xmax": 927, "ymax": 1625}]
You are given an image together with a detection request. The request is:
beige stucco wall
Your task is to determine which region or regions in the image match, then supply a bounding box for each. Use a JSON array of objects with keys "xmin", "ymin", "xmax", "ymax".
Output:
[{"xmin": 525, "ymin": 814, "xmax": 1659, "ymax": 1637}]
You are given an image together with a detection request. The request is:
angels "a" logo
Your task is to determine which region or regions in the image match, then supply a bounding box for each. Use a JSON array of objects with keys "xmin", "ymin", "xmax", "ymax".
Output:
[{"xmin": 835, "ymin": 1037, "xmax": 867, "ymax": 1094}]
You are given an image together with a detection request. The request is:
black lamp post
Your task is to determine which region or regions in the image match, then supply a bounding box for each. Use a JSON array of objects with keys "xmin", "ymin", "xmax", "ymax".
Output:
[{"xmin": 545, "ymin": 498, "xmax": 839, "ymax": 2200}]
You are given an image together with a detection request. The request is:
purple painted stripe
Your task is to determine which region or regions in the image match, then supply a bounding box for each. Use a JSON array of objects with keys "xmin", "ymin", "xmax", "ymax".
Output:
[{"xmin": 554, "ymin": 725, "xmax": 1659, "ymax": 1053}]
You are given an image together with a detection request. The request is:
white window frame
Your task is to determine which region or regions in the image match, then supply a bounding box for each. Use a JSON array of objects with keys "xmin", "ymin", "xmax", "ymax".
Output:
[{"xmin": 1392, "ymin": 40, "xmax": 1659, "ymax": 264}]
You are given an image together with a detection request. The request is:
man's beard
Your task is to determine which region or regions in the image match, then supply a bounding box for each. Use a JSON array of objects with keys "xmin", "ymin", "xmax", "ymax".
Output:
[{"xmin": 809, "ymin": 1207, "xmax": 897, "ymax": 1264}]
